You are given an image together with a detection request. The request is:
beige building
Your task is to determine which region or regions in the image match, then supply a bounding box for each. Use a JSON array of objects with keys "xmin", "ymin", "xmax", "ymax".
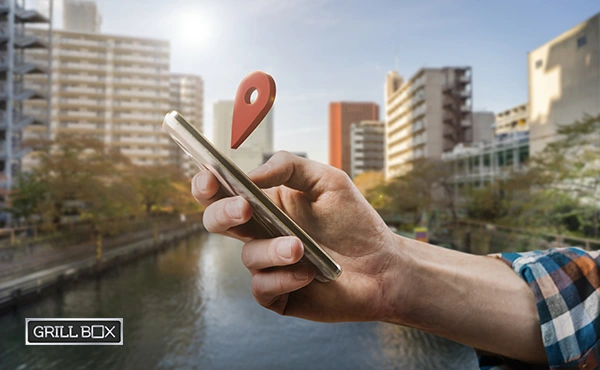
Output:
[
  {"xmin": 529, "ymin": 13, "xmax": 600, "ymax": 155},
  {"xmin": 23, "ymin": 29, "xmax": 176, "ymax": 169},
  {"xmin": 212, "ymin": 100, "xmax": 273, "ymax": 173},
  {"xmin": 169, "ymin": 74, "xmax": 203, "ymax": 176},
  {"xmin": 495, "ymin": 103, "xmax": 529, "ymax": 137},
  {"xmin": 63, "ymin": 0, "xmax": 102, "ymax": 33},
  {"xmin": 384, "ymin": 67, "xmax": 474, "ymax": 179},
  {"xmin": 350, "ymin": 120, "xmax": 385, "ymax": 178}
]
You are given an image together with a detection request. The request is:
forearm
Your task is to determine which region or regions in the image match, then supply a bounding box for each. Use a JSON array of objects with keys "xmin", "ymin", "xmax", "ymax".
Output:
[{"xmin": 384, "ymin": 235, "xmax": 546, "ymax": 364}]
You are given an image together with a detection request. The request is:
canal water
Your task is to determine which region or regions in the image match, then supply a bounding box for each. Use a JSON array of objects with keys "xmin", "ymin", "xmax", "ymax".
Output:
[{"xmin": 0, "ymin": 233, "xmax": 478, "ymax": 369}]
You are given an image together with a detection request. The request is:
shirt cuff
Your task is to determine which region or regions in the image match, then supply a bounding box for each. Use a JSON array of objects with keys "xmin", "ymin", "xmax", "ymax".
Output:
[{"xmin": 496, "ymin": 248, "xmax": 600, "ymax": 369}]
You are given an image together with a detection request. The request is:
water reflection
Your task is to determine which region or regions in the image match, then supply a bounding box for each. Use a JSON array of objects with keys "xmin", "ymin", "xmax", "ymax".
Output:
[{"xmin": 0, "ymin": 233, "xmax": 478, "ymax": 369}]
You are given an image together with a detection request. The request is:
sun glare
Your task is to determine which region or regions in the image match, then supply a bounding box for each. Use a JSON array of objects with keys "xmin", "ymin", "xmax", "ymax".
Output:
[{"xmin": 176, "ymin": 13, "xmax": 212, "ymax": 48}]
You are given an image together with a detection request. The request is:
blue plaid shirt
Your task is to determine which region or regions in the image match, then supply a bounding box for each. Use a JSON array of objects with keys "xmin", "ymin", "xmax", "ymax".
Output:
[{"xmin": 479, "ymin": 248, "xmax": 600, "ymax": 370}]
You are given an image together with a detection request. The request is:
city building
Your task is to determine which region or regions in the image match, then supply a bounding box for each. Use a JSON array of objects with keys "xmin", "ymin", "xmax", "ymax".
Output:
[
  {"xmin": 63, "ymin": 0, "xmax": 101, "ymax": 33},
  {"xmin": 169, "ymin": 73, "xmax": 203, "ymax": 176},
  {"xmin": 529, "ymin": 12, "xmax": 600, "ymax": 155},
  {"xmin": 442, "ymin": 134, "xmax": 530, "ymax": 192},
  {"xmin": 263, "ymin": 152, "xmax": 306, "ymax": 163},
  {"xmin": 329, "ymin": 102, "xmax": 379, "ymax": 176},
  {"xmin": 494, "ymin": 103, "xmax": 529, "ymax": 138},
  {"xmin": 472, "ymin": 111, "xmax": 495, "ymax": 142},
  {"xmin": 349, "ymin": 120, "xmax": 385, "ymax": 178},
  {"xmin": 0, "ymin": 0, "xmax": 52, "ymax": 205},
  {"xmin": 384, "ymin": 67, "xmax": 473, "ymax": 179},
  {"xmin": 23, "ymin": 29, "xmax": 175, "ymax": 169},
  {"xmin": 212, "ymin": 100, "xmax": 273, "ymax": 173}
]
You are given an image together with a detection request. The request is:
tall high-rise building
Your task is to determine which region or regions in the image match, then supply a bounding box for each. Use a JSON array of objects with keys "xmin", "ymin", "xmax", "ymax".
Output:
[
  {"xmin": 23, "ymin": 29, "xmax": 175, "ymax": 168},
  {"xmin": 329, "ymin": 102, "xmax": 379, "ymax": 176},
  {"xmin": 212, "ymin": 100, "xmax": 273, "ymax": 173},
  {"xmin": 350, "ymin": 120, "xmax": 385, "ymax": 178},
  {"xmin": 528, "ymin": 13, "xmax": 600, "ymax": 155},
  {"xmin": 0, "ymin": 1, "xmax": 52, "ymax": 206},
  {"xmin": 169, "ymin": 73, "xmax": 203, "ymax": 176},
  {"xmin": 384, "ymin": 68, "xmax": 473, "ymax": 179},
  {"xmin": 63, "ymin": 0, "xmax": 101, "ymax": 33}
]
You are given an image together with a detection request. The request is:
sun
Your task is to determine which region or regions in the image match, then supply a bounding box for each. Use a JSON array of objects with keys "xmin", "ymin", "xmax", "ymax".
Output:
[{"xmin": 176, "ymin": 13, "xmax": 212, "ymax": 48}]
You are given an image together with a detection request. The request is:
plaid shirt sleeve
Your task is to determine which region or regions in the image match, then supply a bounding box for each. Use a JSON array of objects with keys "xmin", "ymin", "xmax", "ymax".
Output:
[{"xmin": 480, "ymin": 248, "xmax": 600, "ymax": 370}]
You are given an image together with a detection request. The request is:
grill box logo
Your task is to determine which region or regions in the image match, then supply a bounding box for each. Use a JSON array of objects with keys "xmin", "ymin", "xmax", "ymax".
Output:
[{"xmin": 25, "ymin": 318, "xmax": 123, "ymax": 345}]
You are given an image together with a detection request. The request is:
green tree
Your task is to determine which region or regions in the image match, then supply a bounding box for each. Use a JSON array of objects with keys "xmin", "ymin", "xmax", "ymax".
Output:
[{"xmin": 7, "ymin": 172, "xmax": 48, "ymax": 225}]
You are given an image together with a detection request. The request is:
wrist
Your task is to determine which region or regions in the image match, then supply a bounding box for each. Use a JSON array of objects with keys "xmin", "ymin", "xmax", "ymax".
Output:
[{"xmin": 378, "ymin": 233, "xmax": 421, "ymax": 325}]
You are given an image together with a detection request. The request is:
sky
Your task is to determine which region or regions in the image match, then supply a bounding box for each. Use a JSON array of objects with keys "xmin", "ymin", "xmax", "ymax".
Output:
[{"xmin": 49, "ymin": 0, "xmax": 600, "ymax": 164}]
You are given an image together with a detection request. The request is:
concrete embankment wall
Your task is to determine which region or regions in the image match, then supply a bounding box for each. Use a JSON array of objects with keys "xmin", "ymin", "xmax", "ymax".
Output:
[{"xmin": 0, "ymin": 224, "xmax": 204, "ymax": 312}]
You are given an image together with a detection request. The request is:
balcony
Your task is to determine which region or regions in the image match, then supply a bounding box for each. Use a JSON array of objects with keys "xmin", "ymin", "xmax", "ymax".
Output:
[
  {"xmin": 15, "ymin": 8, "xmax": 49, "ymax": 23},
  {"xmin": 14, "ymin": 34, "xmax": 48, "ymax": 49}
]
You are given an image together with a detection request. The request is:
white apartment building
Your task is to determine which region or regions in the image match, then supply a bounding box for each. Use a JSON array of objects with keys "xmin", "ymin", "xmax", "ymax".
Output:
[
  {"xmin": 212, "ymin": 100, "xmax": 273, "ymax": 173},
  {"xmin": 384, "ymin": 67, "xmax": 474, "ymax": 179},
  {"xmin": 529, "ymin": 12, "xmax": 600, "ymax": 155},
  {"xmin": 170, "ymin": 73, "xmax": 203, "ymax": 176},
  {"xmin": 350, "ymin": 120, "xmax": 385, "ymax": 178},
  {"xmin": 63, "ymin": 0, "xmax": 101, "ymax": 33},
  {"xmin": 495, "ymin": 103, "xmax": 529, "ymax": 138},
  {"xmin": 23, "ymin": 29, "xmax": 175, "ymax": 169}
]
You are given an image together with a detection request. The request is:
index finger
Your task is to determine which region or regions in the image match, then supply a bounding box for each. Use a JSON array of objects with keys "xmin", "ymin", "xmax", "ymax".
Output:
[{"xmin": 247, "ymin": 151, "xmax": 345, "ymax": 201}]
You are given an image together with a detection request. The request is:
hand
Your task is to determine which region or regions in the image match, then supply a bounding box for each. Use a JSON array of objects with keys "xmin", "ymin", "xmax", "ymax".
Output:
[
  {"xmin": 192, "ymin": 152, "xmax": 548, "ymax": 364},
  {"xmin": 191, "ymin": 151, "xmax": 403, "ymax": 322}
]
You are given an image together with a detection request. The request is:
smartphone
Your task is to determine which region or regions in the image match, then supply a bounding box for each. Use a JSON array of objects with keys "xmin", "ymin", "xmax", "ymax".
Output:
[{"xmin": 162, "ymin": 111, "xmax": 342, "ymax": 282}]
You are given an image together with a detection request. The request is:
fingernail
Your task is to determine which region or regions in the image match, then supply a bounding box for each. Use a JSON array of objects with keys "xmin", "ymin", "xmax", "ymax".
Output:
[
  {"xmin": 248, "ymin": 164, "xmax": 270, "ymax": 177},
  {"xmin": 225, "ymin": 198, "xmax": 243, "ymax": 220},
  {"xmin": 195, "ymin": 172, "xmax": 208, "ymax": 192},
  {"xmin": 276, "ymin": 238, "xmax": 294, "ymax": 259},
  {"xmin": 293, "ymin": 268, "xmax": 309, "ymax": 281}
]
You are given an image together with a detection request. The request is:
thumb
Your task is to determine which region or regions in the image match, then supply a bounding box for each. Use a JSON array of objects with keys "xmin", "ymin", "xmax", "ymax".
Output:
[{"xmin": 247, "ymin": 151, "xmax": 330, "ymax": 200}]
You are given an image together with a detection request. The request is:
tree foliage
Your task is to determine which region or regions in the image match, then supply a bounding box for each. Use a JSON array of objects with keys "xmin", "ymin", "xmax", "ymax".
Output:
[{"xmin": 11, "ymin": 134, "xmax": 200, "ymax": 234}]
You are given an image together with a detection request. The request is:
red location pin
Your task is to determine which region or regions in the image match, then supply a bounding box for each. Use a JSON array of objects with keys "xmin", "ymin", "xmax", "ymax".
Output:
[{"xmin": 231, "ymin": 71, "xmax": 276, "ymax": 149}]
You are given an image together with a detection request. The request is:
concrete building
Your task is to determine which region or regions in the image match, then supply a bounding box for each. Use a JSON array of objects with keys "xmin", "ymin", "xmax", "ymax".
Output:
[
  {"xmin": 23, "ymin": 29, "xmax": 175, "ymax": 168},
  {"xmin": 385, "ymin": 67, "xmax": 473, "ymax": 179},
  {"xmin": 212, "ymin": 100, "xmax": 273, "ymax": 173},
  {"xmin": 472, "ymin": 111, "xmax": 495, "ymax": 143},
  {"xmin": 494, "ymin": 103, "xmax": 529, "ymax": 138},
  {"xmin": 63, "ymin": 0, "xmax": 101, "ymax": 33},
  {"xmin": 350, "ymin": 120, "xmax": 385, "ymax": 178},
  {"xmin": 529, "ymin": 13, "xmax": 600, "ymax": 155},
  {"xmin": 329, "ymin": 102, "xmax": 379, "ymax": 176},
  {"xmin": 0, "ymin": 1, "xmax": 52, "ymax": 204},
  {"xmin": 169, "ymin": 73, "xmax": 203, "ymax": 176},
  {"xmin": 442, "ymin": 134, "xmax": 530, "ymax": 191}
]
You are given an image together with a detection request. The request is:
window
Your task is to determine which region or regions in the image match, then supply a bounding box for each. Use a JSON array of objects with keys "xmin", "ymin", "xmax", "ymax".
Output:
[
  {"xmin": 535, "ymin": 59, "xmax": 543, "ymax": 69},
  {"xmin": 577, "ymin": 35, "xmax": 587, "ymax": 48}
]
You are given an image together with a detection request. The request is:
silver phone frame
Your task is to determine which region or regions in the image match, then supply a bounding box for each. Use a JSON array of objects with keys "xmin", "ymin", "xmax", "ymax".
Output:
[{"xmin": 162, "ymin": 111, "xmax": 342, "ymax": 282}]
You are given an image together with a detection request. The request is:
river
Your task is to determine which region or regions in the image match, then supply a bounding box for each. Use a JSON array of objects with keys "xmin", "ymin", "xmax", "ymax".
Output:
[{"xmin": 0, "ymin": 233, "xmax": 478, "ymax": 369}]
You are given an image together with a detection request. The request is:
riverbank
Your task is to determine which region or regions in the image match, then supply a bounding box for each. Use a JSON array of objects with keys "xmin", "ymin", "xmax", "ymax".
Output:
[{"xmin": 0, "ymin": 221, "xmax": 204, "ymax": 313}]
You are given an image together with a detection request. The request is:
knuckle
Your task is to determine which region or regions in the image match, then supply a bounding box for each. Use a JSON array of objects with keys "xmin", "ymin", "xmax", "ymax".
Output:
[
  {"xmin": 271, "ymin": 150, "xmax": 291, "ymax": 162},
  {"xmin": 276, "ymin": 274, "xmax": 287, "ymax": 294},
  {"xmin": 251, "ymin": 278, "xmax": 265, "ymax": 302},
  {"xmin": 329, "ymin": 168, "xmax": 351, "ymax": 187}
]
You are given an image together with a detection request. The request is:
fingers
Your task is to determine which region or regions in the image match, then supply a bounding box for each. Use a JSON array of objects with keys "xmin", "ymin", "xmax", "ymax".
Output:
[
  {"xmin": 247, "ymin": 151, "xmax": 345, "ymax": 200},
  {"xmin": 251, "ymin": 264, "xmax": 316, "ymax": 308},
  {"xmin": 191, "ymin": 169, "xmax": 226, "ymax": 207},
  {"xmin": 203, "ymin": 196, "xmax": 253, "ymax": 233},
  {"xmin": 241, "ymin": 237, "xmax": 304, "ymax": 271}
]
